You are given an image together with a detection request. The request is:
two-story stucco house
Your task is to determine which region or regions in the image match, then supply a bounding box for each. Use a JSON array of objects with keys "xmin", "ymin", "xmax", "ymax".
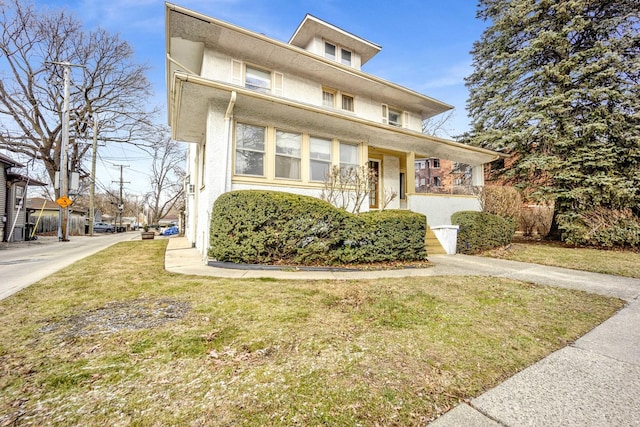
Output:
[{"xmin": 165, "ymin": 3, "xmax": 502, "ymax": 256}]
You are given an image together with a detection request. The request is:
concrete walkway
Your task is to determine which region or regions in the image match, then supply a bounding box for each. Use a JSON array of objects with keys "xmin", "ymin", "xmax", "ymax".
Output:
[{"xmin": 165, "ymin": 237, "xmax": 640, "ymax": 426}]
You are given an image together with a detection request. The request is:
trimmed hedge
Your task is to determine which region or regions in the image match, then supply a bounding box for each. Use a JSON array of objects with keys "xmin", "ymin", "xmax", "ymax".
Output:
[
  {"xmin": 209, "ymin": 190, "xmax": 427, "ymax": 265},
  {"xmin": 452, "ymin": 211, "xmax": 516, "ymax": 254}
]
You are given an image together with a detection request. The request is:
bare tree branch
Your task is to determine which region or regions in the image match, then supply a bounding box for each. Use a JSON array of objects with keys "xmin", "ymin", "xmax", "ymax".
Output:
[{"xmin": 0, "ymin": 0, "xmax": 157, "ymax": 196}]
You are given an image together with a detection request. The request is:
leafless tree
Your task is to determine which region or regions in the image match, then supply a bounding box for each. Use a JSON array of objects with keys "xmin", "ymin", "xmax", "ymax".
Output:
[
  {"xmin": 144, "ymin": 131, "xmax": 185, "ymax": 225},
  {"xmin": 0, "ymin": 0, "xmax": 156, "ymax": 197},
  {"xmin": 321, "ymin": 165, "xmax": 376, "ymax": 214},
  {"xmin": 422, "ymin": 110, "xmax": 455, "ymax": 138}
]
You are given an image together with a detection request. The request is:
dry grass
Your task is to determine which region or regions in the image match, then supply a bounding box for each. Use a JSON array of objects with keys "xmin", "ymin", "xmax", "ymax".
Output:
[
  {"xmin": 486, "ymin": 241, "xmax": 640, "ymax": 278},
  {"xmin": 0, "ymin": 240, "xmax": 624, "ymax": 426}
]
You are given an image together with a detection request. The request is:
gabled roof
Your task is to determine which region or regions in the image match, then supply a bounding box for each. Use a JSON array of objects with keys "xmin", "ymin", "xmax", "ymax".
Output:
[
  {"xmin": 0, "ymin": 153, "xmax": 23, "ymax": 168},
  {"xmin": 288, "ymin": 14, "xmax": 381, "ymax": 65}
]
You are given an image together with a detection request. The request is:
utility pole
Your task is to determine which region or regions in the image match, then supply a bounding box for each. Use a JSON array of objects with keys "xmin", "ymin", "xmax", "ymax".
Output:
[
  {"xmin": 113, "ymin": 164, "xmax": 129, "ymax": 232},
  {"xmin": 58, "ymin": 63, "xmax": 70, "ymax": 241},
  {"xmin": 49, "ymin": 61, "xmax": 84, "ymax": 242},
  {"xmin": 89, "ymin": 114, "xmax": 98, "ymax": 236}
]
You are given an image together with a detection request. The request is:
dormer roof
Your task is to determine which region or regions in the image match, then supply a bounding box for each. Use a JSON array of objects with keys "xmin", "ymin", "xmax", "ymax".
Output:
[{"xmin": 289, "ymin": 14, "xmax": 381, "ymax": 65}]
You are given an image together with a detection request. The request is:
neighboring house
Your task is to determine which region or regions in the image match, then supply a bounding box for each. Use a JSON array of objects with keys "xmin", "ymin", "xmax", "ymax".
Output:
[
  {"xmin": 0, "ymin": 154, "xmax": 46, "ymax": 242},
  {"xmin": 165, "ymin": 4, "xmax": 503, "ymax": 255},
  {"xmin": 415, "ymin": 158, "xmax": 473, "ymax": 195},
  {"xmin": 25, "ymin": 198, "xmax": 88, "ymax": 236}
]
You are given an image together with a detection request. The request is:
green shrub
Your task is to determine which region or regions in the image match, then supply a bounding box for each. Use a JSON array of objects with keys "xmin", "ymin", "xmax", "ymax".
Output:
[
  {"xmin": 346, "ymin": 210, "xmax": 427, "ymax": 263},
  {"xmin": 452, "ymin": 211, "xmax": 516, "ymax": 254},
  {"xmin": 559, "ymin": 208, "xmax": 640, "ymax": 249},
  {"xmin": 209, "ymin": 191, "xmax": 427, "ymax": 265}
]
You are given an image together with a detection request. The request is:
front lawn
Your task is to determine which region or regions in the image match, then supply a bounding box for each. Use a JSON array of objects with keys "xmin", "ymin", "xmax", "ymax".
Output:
[
  {"xmin": 485, "ymin": 241, "xmax": 640, "ymax": 278},
  {"xmin": 0, "ymin": 240, "xmax": 623, "ymax": 425}
]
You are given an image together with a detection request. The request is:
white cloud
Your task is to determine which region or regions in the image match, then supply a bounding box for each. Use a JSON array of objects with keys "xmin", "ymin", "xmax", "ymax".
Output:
[{"xmin": 420, "ymin": 61, "xmax": 472, "ymax": 90}]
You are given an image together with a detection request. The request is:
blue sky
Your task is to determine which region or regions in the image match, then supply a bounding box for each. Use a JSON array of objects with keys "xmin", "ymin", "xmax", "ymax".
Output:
[{"xmin": 33, "ymin": 0, "xmax": 487, "ymax": 195}]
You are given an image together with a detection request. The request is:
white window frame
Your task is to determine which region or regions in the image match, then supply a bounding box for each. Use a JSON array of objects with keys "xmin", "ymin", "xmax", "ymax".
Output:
[
  {"xmin": 382, "ymin": 104, "xmax": 406, "ymax": 127},
  {"xmin": 309, "ymin": 136, "xmax": 332, "ymax": 182},
  {"xmin": 232, "ymin": 60, "xmax": 282, "ymax": 96},
  {"xmin": 340, "ymin": 48, "xmax": 352, "ymax": 66},
  {"xmin": 324, "ymin": 40, "xmax": 354, "ymax": 67},
  {"xmin": 275, "ymin": 130, "xmax": 302, "ymax": 180},
  {"xmin": 235, "ymin": 122, "xmax": 266, "ymax": 177},
  {"xmin": 323, "ymin": 87, "xmax": 355, "ymax": 112}
]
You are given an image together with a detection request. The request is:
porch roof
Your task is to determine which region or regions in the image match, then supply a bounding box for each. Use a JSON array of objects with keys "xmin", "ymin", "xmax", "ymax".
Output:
[{"xmin": 170, "ymin": 72, "xmax": 503, "ymax": 166}]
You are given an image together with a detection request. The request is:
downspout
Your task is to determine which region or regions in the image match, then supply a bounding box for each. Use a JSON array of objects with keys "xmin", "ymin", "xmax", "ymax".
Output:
[{"xmin": 224, "ymin": 91, "xmax": 237, "ymax": 193}]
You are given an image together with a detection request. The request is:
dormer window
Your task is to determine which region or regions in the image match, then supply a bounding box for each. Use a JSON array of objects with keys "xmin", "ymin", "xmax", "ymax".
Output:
[
  {"xmin": 341, "ymin": 48, "xmax": 352, "ymax": 66},
  {"xmin": 324, "ymin": 41, "xmax": 353, "ymax": 67},
  {"xmin": 324, "ymin": 42, "xmax": 336, "ymax": 61}
]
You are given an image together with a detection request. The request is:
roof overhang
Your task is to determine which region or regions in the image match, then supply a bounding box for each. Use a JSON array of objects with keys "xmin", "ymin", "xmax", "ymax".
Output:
[
  {"xmin": 170, "ymin": 72, "xmax": 502, "ymax": 166},
  {"xmin": 6, "ymin": 172, "xmax": 47, "ymax": 186},
  {"xmin": 288, "ymin": 14, "xmax": 381, "ymax": 65},
  {"xmin": 0, "ymin": 153, "xmax": 23, "ymax": 168}
]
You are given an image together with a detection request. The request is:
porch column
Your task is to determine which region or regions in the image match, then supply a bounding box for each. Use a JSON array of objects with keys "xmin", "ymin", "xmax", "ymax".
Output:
[
  {"xmin": 471, "ymin": 164, "xmax": 485, "ymax": 187},
  {"xmin": 406, "ymin": 151, "xmax": 416, "ymax": 195}
]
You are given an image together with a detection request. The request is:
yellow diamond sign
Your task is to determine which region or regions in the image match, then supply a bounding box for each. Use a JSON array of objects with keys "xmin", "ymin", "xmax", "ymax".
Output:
[{"xmin": 56, "ymin": 195, "xmax": 73, "ymax": 208}]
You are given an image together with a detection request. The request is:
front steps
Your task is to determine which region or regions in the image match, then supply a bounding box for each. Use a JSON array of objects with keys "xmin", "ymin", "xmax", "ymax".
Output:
[{"xmin": 425, "ymin": 227, "xmax": 447, "ymax": 256}]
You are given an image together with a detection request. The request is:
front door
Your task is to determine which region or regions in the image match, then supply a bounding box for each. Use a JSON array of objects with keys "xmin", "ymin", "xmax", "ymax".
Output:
[{"xmin": 368, "ymin": 159, "xmax": 380, "ymax": 209}]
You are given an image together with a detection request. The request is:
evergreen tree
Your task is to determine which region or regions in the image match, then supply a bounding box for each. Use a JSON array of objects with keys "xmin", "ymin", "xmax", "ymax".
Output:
[{"xmin": 465, "ymin": 0, "xmax": 640, "ymax": 242}]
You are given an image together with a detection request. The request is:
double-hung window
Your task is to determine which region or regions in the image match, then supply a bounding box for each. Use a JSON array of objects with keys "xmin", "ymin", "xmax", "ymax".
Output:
[
  {"xmin": 245, "ymin": 65, "xmax": 271, "ymax": 93},
  {"xmin": 235, "ymin": 123, "xmax": 265, "ymax": 176},
  {"xmin": 322, "ymin": 89, "xmax": 336, "ymax": 108},
  {"xmin": 309, "ymin": 137, "xmax": 332, "ymax": 181},
  {"xmin": 323, "ymin": 87, "xmax": 354, "ymax": 112},
  {"xmin": 388, "ymin": 107, "xmax": 402, "ymax": 127},
  {"xmin": 341, "ymin": 48, "xmax": 352, "ymax": 66},
  {"xmin": 339, "ymin": 142, "xmax": 359, "ymax": 174},
  {"xmin": 341, "ymin": 94, "xmax": 354, "ymax": 112},
  {"xmin": 325, "ymin": 42, "xmax": 336, "ymax": 61},
  {"xmin": 275, "ymin": 130, "xmax": 301, "ymax": 180}
]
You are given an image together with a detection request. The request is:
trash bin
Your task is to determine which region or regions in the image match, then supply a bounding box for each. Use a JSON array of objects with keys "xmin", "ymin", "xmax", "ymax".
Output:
[
  {"xmin": 430, "ymin": 225, "xmax": 459, "ymax": 255},
  {"xmin": 24, "ymin": 223, "xmax": 36, "ymax": 241}
]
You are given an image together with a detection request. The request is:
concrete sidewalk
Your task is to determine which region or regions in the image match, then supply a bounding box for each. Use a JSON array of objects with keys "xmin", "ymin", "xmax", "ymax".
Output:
[{"xmin": 165, "ymin": 237, "xmax": 640, "ymax": 426}]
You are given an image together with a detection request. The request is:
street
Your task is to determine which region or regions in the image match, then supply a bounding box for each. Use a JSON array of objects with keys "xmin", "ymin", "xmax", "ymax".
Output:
[{"xmin": 0, "ymin": 232, "xmax": 138, "ymax": 301}]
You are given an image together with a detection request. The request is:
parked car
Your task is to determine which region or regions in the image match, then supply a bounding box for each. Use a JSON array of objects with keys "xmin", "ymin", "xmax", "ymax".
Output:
[
  {"xmin": 160, "ymin": 225, "xmax": 179, "ymax": 236},
  {"xmin": 93, "ymin": 222, "xmax": 115, "ymax": 233}
]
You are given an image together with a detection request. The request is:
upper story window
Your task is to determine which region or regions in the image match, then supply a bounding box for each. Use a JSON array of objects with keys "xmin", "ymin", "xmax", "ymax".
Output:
[
  {"xmin": 323, "ymin": 87, "xmax": 355, "ymax": 112},
  {"xmin": 433, "ymin": 158, "xmax": 441, "ymax": 168},
  {"xmin": 325, "ymin": 42, "xmax": 336, "ymax": 61},
  {"xmin": 388, "ymin": 108, "xmax": 402, "ymax": 127},
  {"xmin": 324, "ymin": 41, "xmax": 353, "ymax": 67},
  {"xmin": 382, "ymin": 104, "xmax": 405, "ymax": 127},
  {"xmin": 233, "ymin": 60, "xmax": 283, "ymax": 96},
  {"xmin": 341, "ymin": 94, "xmax": 354, "ymax": 112},
  {"xmin": 245, "ymin": 65, "xmax": 271, "ymax": 93},
  {"xmin": 322, "ymin": 89, "xmax": 336, "ymax": 108},
  {"xmin": 341, "ymin": 48, "xmax": 352, "ymax": 66},
  {"xmin": 235, "ymin": 123, "xmax": 266, "ymax": 176}
]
